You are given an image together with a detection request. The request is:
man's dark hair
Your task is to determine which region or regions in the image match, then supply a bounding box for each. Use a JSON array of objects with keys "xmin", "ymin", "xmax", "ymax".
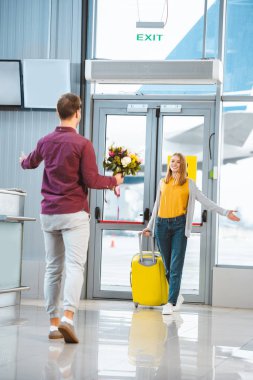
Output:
[{"xmin": 57, "ymin": 93, "xmax": 81, "ymax": 120}]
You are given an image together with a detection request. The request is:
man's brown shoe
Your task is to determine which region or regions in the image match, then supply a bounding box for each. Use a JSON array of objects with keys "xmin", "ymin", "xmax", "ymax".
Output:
[
  {"xmin": 58, "ymin": 322, "xmax": 79, "ymax": 344},
  {"xmin": 48, "ymin": 329, "xmax": 64, "ymax": 340}
]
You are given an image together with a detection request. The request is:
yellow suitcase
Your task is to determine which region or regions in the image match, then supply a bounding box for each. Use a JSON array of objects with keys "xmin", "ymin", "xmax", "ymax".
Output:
[{"xmin": 130, "ymin": 234, "xmax": 168, "ymax": 307}]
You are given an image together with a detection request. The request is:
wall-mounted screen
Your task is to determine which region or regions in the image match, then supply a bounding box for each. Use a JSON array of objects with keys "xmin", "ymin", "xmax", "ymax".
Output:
[
  {"xmin": 0, "ymin": 60, "xmax": 22, "ymax": 106},
  {"xmin": 23, "ymin": 59, "xmax": 71, "ymax": 109}
]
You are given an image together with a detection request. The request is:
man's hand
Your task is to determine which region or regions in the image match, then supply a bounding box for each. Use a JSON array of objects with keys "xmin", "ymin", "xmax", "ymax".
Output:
[
  {"xmin": 114, "ymin": 173, "xmax": 124, "ymax": 186},
  {"xmin": 142, "ymin": 228, "xmax": 151, "ymax": 237},
  {"xmin": 19, "ymin": 152, "xmax": 27, "ymax": 164},
  {"xmin": 227, "ymin": 210, "xmax": 240, "ymax": 222}
]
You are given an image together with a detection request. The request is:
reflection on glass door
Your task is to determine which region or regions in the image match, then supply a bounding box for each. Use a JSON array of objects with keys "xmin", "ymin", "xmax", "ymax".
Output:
[
  {"xmin": 158, "ymin": 115, "xmax": 206, "ymax": 296},
  {"xmin": 99, "ymin": 115, "xmax": 148, "ymax": 292},
  {"xmin": 101, "ymin": 230, "xmax": 140, "ymax": 292},
  {"xmin": 103, "ymin": 115, "xmax": 146, "ymax": 222},
  {"xmin": 89, "ymin": 106, "xmax": 153, "ymax": 298}
]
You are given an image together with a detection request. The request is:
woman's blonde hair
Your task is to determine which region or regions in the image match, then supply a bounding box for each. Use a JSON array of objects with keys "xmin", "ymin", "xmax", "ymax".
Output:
[{"xmin": 165, "ymin": 153, "xmax": 187, "ymax": 185}]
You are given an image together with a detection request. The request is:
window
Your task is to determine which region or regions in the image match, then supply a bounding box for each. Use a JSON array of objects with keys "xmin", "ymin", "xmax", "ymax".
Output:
[
  {"xmin": 224, "ymin": 0, "xmax": 253, "ymax": 95},
  {"xmin": 96, "ymin": 0, "xmax": 207, "ymax": 61},
  {"xmin": 94, "ymin": 0, "xmax": 219, "ymax": 95},
  {"xmin": 218, "ymin": 102, "xmax": 253, "ymax": 265}
]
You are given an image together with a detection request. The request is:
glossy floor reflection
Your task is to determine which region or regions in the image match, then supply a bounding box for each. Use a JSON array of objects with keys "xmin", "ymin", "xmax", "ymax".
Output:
[{"xmin": 0, "ymin": 300, "xmax": 253, "ymax": 379}]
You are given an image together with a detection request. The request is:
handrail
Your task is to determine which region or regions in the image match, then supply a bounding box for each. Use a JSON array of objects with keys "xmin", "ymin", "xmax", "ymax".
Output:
[
  {"xmin": 0, "ymin": 286, "xmax": 30, "ymax": 294},
  {"xmin": 0, "ymin": 215, "xmax": 36, "ymax": 222},
  {"xmin": 98, "ymin": 220, "xmax": 203, "ymax": 226},
  {"xmin": 98, "ymin": 220, "xmax": 144, "ymax": 225}
]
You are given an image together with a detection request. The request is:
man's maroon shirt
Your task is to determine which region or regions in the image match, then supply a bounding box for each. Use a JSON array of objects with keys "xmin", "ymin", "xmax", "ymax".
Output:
[{"xmin": 21, "ymin": 126, "xmax": 116, "ymax": 214}]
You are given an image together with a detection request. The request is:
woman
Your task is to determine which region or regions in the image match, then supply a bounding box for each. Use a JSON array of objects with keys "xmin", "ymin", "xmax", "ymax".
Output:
[{"xmin": 143, "ymin": 153, "xmax": 240, "ymax": 315}]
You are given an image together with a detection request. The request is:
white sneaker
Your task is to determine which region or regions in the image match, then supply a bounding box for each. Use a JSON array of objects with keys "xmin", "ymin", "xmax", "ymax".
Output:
[
  {"xmin": 173, "ymin": 295, "xmax": 184, "ymax": 312},
  {"xmin": 162, "ymin": 303, "xmax": 173, "ymax": 315}
]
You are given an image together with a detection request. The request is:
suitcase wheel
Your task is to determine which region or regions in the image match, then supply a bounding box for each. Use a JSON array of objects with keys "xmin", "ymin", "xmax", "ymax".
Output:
[{"xmin": 134, "ymin": 302, "xmax": 138, "ymax": 308}]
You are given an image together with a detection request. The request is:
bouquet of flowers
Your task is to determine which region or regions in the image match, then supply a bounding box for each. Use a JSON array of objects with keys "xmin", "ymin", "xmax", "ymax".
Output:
[{"xmin": 103, "ymin": 145, "xmax": 142, "ymax": 176}]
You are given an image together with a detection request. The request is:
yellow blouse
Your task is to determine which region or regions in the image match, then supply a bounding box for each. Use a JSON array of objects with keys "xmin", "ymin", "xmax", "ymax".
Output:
[{"xmin": 158, "ymin": 178, "xmax": 189, "ymax": 218}]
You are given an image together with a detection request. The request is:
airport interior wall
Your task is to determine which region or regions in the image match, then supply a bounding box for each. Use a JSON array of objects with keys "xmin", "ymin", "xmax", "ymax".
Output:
[{"xmin": 0, "ymin": 0, "xmax": 82, "ymax": 298}]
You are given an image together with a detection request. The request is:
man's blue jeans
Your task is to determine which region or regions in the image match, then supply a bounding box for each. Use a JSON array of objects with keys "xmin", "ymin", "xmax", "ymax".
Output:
[{"xmin": 155, "ymin": 214, "xmax": 187, "ymax": 305}]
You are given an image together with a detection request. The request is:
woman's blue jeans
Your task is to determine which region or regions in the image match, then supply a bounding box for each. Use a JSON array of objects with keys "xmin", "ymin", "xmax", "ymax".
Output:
[{"xmin": 155, "ymin": 214, "xmax": 187, "ymax": 305}]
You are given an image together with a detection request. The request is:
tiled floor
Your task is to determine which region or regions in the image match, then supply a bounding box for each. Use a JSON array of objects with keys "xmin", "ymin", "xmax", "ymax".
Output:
[{"xmin": 0, "ymin": 300, "xmax": 253, "ymax": 379}]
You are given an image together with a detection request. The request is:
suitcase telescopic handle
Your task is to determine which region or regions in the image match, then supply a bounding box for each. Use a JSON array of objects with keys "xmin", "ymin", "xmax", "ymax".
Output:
[{"xmin": 138, "ymin": 232, "xmax": 155, "ymax": 263}]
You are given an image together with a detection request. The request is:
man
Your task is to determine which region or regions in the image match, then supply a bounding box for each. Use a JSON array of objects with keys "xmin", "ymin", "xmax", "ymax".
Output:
[{"xmin": 20, "ymin": 93, "xmax": 123, "ymax": 343}]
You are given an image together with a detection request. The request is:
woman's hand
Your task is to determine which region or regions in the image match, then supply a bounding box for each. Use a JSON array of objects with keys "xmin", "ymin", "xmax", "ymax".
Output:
[
  {"xmin": 142, "ymin": 228, "xmax": 151, "ymax": 237},
  {"xmin": 227, "ymin": 210, "xmax": 240, "ymax": 222}
]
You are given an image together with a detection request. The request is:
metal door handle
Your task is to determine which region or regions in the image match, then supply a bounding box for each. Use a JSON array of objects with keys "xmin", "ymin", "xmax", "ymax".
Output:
[
  {"xmin": 95, "ymin": 207, "xmax": 100, "ymax": 221},
  {"xmin": 143, "ymin": 208, "xmax": 150, "ymax": 222},
  {"xmin": 202, "ymin": 210, "xmax": 207, "ymax": 223}
]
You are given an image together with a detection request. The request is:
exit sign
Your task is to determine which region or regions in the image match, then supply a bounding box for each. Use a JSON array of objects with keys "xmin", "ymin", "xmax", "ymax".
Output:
[{"xmin": 136, "ymin": 34, "xmax": 163, "ymax": 42}]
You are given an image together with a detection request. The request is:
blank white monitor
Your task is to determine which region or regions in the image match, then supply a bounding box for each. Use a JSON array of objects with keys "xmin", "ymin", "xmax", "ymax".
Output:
[
  {"xmin": 23, "ymin": 59, "xmax": 71, "ymax": 108},
  {"xmin": 0, "ymin": 61, "xmax": 22, "ymax": 106}
]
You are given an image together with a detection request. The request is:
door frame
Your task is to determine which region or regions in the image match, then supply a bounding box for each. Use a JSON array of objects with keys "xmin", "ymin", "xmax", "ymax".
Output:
[{"xmin": 86, "ymin": 96, "xmax": 217, "ymax": 305}]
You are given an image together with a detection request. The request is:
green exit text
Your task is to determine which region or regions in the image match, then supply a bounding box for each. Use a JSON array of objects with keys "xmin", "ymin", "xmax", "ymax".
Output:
[{"xmin": 136, "ymin": 34, "xmax": 163, "ymax": 42}]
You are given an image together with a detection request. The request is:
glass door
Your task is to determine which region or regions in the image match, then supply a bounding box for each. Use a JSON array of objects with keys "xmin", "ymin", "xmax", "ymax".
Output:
[
  {"xmin": 87, "ymin": 102, "xmax": 156, "ymax": 299},
  {"xmin": 157, "ymin": 109, "xmax": 213, "ymax": 303},
  {"xmin": 87, "ymin": 99, "xmax": 215, "ymax": 303}
]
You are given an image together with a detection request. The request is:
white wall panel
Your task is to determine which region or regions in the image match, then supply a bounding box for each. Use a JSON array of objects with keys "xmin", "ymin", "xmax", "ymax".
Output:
[
  {"xmin": 212, "ymin": 267, "xmax": 253, "ymax": 309},
  {"xmin": 0, "ymin": 0, "xmax": 83, "ymax": 298}
]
